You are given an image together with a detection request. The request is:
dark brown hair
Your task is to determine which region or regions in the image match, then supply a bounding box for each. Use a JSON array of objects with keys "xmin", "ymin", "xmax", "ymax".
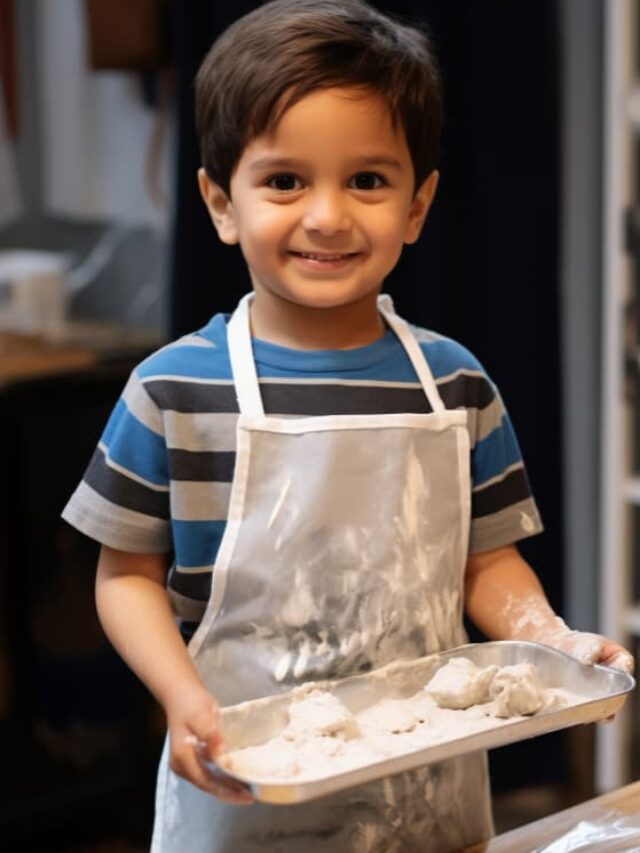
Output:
[{"xmin": 195, "ymin": 0, "xmax": 442, "ymax": 197}]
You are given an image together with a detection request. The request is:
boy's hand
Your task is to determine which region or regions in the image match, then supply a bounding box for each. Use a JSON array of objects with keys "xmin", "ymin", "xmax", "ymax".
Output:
[
  {"xmin": 546, "ymin": 630, "xmax": 635, "ymax": 674},
  {"xmin": 165, "ymin": 683, "xmax": 253, "ymax": 804},
  {"xmin": 547, "ymin": 632, "xmax": 634, "ymax": 724}
]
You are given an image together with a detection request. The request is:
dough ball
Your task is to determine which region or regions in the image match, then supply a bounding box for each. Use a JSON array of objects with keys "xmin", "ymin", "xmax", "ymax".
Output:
[
  {"xmin": 405, "ymin": 690, "xmax": 438, "ymax": 720},
  {"xmin": 295, "ymin": 732, "xmax": 344, "ymax": 775},
  {"xmin": 540, "ymin": 688, "xmax": 568, "ymax": 712},
  {"xmin": 490, "ymin": 663, "xmax": 546, "ymax": 718},
  {"xmin": 284, "ymin": 690, "xmax": 361, "ymax": 740},
  {"xmin": 358, "ymin": 698, "xmax": 421, "ymax": 733},
  {"xmin": 425, "ymin": 658, "xmax": 498, "ymax": 710},
  {"xmin": 224, "ymin": 738, "xmax": 298, "ymax": 779}
]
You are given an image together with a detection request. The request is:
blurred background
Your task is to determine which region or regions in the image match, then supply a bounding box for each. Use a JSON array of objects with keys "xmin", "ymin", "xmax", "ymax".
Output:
[{"xmin": 0, "ymin": 0, "xmax": 638, "ymax": 849}]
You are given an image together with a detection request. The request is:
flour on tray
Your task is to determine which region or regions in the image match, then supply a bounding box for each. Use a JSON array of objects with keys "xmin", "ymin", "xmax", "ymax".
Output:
[{"xmin": 219, "ymin": 657, "xmax": 581, "ymax": 783}]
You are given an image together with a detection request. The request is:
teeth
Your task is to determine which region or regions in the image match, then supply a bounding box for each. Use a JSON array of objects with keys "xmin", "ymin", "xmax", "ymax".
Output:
[{"xmin": 298, "ymin": 252, "xmax": 351, "ymax": 261}]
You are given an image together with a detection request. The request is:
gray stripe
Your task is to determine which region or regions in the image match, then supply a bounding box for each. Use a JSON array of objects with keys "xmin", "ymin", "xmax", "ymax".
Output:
[
  {"xmin": 171, "ymin": 481, "xmax": 232, "ymax": 521},
  {"xmin": 165, "ymin": 410, "xmax": 239, "ymax": 452},
  {"xmin": 122, "ymin": 373, "xmax": 164, "ymax": 436},
  {"xmin": 409, "ymin": 325, "xmax": 445, "ymax": 344},
  {"xmin": 468, "ymin": 395, "xmax": 504, "ymax": 446},
  {"xmin": 177, "ymin": 334, "xmax": 217, "ymax": 349},
  {"xmin": 469, "ymin": 498, "xmax": 543, "ymax": 554},
  {"xmin": 62, "ymin": 481, "xmax": 171, "ymax": 552},
  {"xmin": 258, "ymin": 376, "xmax": 422, "ymax": 389}
]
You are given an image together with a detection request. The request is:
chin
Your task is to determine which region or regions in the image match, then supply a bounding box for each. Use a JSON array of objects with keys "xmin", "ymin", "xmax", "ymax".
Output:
[{"xmin": 284, "ymin": 286, "xmax": 378, "ymax": 311}]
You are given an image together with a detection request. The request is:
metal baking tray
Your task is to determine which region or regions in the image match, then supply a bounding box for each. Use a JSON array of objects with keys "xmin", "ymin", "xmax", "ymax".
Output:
[{"xmin": 212, "ymin": 641, "xmax": 635, "ymax": 804}]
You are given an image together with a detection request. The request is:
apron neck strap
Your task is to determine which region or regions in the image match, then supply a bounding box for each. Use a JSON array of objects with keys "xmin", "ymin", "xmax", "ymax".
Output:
[
  {"xmin": 227, "ymin": 292, "xmax": 445, "ymax": 416},
  {"xmin": 377, "ymin": 295, "xmax": 445, "ymax": 414},
  {"xmin": 227, "ymin": 293, "xmax": 265, "ymax": 417}
]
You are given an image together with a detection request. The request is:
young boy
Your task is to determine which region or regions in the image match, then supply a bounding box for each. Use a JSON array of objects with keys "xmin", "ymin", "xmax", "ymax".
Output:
[{"xmin": 62, "ymin": 1, "xmax": 633, "ymax": 851}]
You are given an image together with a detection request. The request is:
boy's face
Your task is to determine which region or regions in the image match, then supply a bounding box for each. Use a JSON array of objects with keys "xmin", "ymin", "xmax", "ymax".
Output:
[{"xmin": 200, "ymin": 87, "xmax": 437, "ymax": 317}]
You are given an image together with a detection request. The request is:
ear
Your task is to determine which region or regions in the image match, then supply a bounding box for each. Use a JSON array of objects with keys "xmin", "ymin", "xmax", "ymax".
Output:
[
  {"xmin": 404, "ymin": 170, "xmax": 439, "ymax": 245},
  {"xmin": 197, "ymin": 168, "xmax": 239, "ymax": 245}
]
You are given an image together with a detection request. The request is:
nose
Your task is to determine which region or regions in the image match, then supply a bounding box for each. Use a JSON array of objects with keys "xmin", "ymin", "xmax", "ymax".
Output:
[{"xmin": 301, "ymin": 187, "xmax": 351, "ymax": 235}]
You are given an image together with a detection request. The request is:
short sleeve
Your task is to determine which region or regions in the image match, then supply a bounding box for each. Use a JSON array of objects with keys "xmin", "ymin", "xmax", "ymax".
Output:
[
  {"xmin": 468, "ymin": 380, "xmax": 543, "ymax": 554},
  {"xmin": 412, "ymin": 328, "xmax": 544, "ymax": 554},
  {"xmin": 61, "ymin": 369, "xmax": 172, "ymax": 553}
]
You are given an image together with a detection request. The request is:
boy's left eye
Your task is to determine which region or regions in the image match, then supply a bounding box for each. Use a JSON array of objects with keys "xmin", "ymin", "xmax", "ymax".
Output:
[
  {"xmin": 267, "ymin": 174, "xmax": 301, "ymax": 191},
  {"xmin": 349, "ymin": 172, "xmax": 385, "ymax": 190}
]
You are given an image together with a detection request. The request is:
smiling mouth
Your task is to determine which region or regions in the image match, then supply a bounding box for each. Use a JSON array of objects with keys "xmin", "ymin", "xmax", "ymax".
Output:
[{"xmin": 289, "ymin": 251, "xmax": 359, "ymax": 262}]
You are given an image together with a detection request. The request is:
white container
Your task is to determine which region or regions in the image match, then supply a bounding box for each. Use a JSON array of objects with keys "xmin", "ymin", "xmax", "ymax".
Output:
[{"xmin": 0, "ymin": 250, "xmax": 68, "ymax": 337}]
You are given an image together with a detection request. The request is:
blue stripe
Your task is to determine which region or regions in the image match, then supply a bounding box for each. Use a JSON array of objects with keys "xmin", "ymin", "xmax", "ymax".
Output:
[
  {"xmin": 253, "ymin": 337, "xmax": 484, "ymax": 383},
  {"xmin": 136, "ymin": 317, "xmax": 485, "ymax": 387},
  {"xmin": 137, "ymin": 345, "xmax": 233, "ymax": 381},
  {"xmin": 173, "ymin": 519, "xmax": 226, "ymax": 568},
  {"xmin": 102, "ymin": 400, "xmax": 168, "ymax": 486},
  {"xmin": 417, "ymin": 338, "xmax": 483, "ymax": 380},
  {"xmin": 473, "ymin": 415, "xmax": 522, "ymax": 486}
]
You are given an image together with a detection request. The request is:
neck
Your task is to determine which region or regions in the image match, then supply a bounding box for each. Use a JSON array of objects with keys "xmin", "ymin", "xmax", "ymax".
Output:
[{"xmin": 248, "ymin": 292, "xmax": 385, "ymax": 350}]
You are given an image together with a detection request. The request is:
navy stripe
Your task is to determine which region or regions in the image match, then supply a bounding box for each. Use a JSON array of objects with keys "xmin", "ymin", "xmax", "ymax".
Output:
[
  {"xmin": 260, "ymin": 383, "xmax": 432, "ymax": 415},
  {"xmin": 168, "ymin": 568, "xmax": 212, "ymax": 601},
  {"xmin": 85, "ymin": 448, "xmax": 169, "ymax": 520},
  {"xmin": 146, "ymin": 379, "xmax": 434, "ymax": 416},
  {"xmin": 169, "ymin": 450, "xmax": 235, "ymax": 482},
  {"xmin": 179, "ymin": 621, "xmax": 199, "ymax": 643},
  {"xmin": 145, "ymin": 380, "xmax": 239, "ymax": 413},
  {"xmin": 439, "ymin": 373, "xmax": 494, "ymax": 411},
  {"xmin": 472, "ymin": 468, "xmax": 532, "ymax": 519},
  {"xmin": 145, "ymin": 375, "xmax": 494, "ymax": 417}
]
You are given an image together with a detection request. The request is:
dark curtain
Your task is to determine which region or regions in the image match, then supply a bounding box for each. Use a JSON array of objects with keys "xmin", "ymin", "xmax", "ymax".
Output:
[
  {"xmin": 168, "ymin": 0, "xmax": 263, "ymax": 334},
  {"xmin": 168, "ymin": 0, "xmax": 563, "ymax": 791}
]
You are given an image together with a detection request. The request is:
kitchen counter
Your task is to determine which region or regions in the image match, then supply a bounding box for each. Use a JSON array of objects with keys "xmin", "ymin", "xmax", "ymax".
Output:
[
  {"xmin": 464, "ymin": 780, "xmax": 640, "ymax": 851},
  {"xmin": 0, "ymin": 322, "xmax": 162, "ymax": 386}
]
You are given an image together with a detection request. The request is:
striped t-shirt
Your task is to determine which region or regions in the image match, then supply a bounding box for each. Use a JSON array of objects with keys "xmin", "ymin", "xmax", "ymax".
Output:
[{"xmin": 62, "ymin": 311, "xmax": 543, "ymax": 638}]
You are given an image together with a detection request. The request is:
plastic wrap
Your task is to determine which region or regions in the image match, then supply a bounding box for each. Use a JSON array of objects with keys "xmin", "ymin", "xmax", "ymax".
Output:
[{"xmin": 534, "ymin": 810, "xmax": 640, "ymax": 852}]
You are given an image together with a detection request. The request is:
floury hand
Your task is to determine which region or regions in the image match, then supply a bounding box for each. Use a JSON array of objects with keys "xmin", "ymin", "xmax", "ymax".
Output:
[
  {"xmin": 166, "ymin": 683, "xmax": 254, "ymax": 804},
  {"xmin": 501, "ymin": 593, "xmax": 634, "ymax": 674}
]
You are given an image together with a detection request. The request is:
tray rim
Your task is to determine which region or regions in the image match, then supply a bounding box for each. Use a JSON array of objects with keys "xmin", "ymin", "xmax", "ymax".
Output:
[{"xmin": 215, "ymin": 640, "xmax": 635, "ymax": 804}]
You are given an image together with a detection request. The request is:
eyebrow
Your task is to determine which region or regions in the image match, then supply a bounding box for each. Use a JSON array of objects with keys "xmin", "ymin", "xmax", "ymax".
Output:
[
  {"xmin": 248, "ymin": 155, "xmax": 404, "ymax": 172},
  {"xmin": 248, "ymin": 157, "xmax": 307, "ymax": 172},
  {"xmin": 356, "ymin": 156, "xmax": 403, "ymax": 171}
]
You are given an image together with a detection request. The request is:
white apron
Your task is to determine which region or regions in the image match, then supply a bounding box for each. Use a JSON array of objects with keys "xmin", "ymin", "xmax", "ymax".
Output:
[{"xmin": 151, "ymin": 294, "xmax": 494, "ymax": 853}]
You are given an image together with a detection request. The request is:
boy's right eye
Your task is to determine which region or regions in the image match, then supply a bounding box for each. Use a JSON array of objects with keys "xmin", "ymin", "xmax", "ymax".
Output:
[{"xmin": 267, "ymin": 174, "xmax": 301, "ymax": 192}]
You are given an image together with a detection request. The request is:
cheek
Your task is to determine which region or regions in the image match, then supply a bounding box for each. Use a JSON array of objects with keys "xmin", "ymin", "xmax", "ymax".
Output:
[
  {"xmin": 248, "ymin": 204, "xmax": 295, "ymax": 239},
  {"xmin": 244, "ymin": 210, "xmax": 294, "ymax": 251},
  {"xmin": 366, "ymin": 207, "xmax": 412, "ymax": 248}
]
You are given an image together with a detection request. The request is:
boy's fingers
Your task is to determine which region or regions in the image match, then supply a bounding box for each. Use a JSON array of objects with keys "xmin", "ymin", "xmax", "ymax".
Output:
[
  {"xmin": 193, "ymin": 704, "xmax": 226, "ymax": 758},
  {"xmin": 557, "ymin": 632, "xmax": 604, "ymax": 665},
  {"xmin": 196, "ymin": 761, "xmax": 253, "ymax": 804},
  {"xmin": 176, "ymin": 742, "xmax": 253, "ymax": 803},
  {"xmin": 605, "ymin": 649, "xmax": 635, "ymax": 674},
  {"xmin": 206, "ymin": 759, "xmax": 254, "ymax": 803},
  {"xmin": 204, "ymin": 727, "xmax": 225, "ymax": 759},
  {"xmin": 185, "ymin": 727, "xmax": 225, "ymax": 760},
  {"xmin": 556, "ymin": 634, "xmax": 634, "ymax": 673}
]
